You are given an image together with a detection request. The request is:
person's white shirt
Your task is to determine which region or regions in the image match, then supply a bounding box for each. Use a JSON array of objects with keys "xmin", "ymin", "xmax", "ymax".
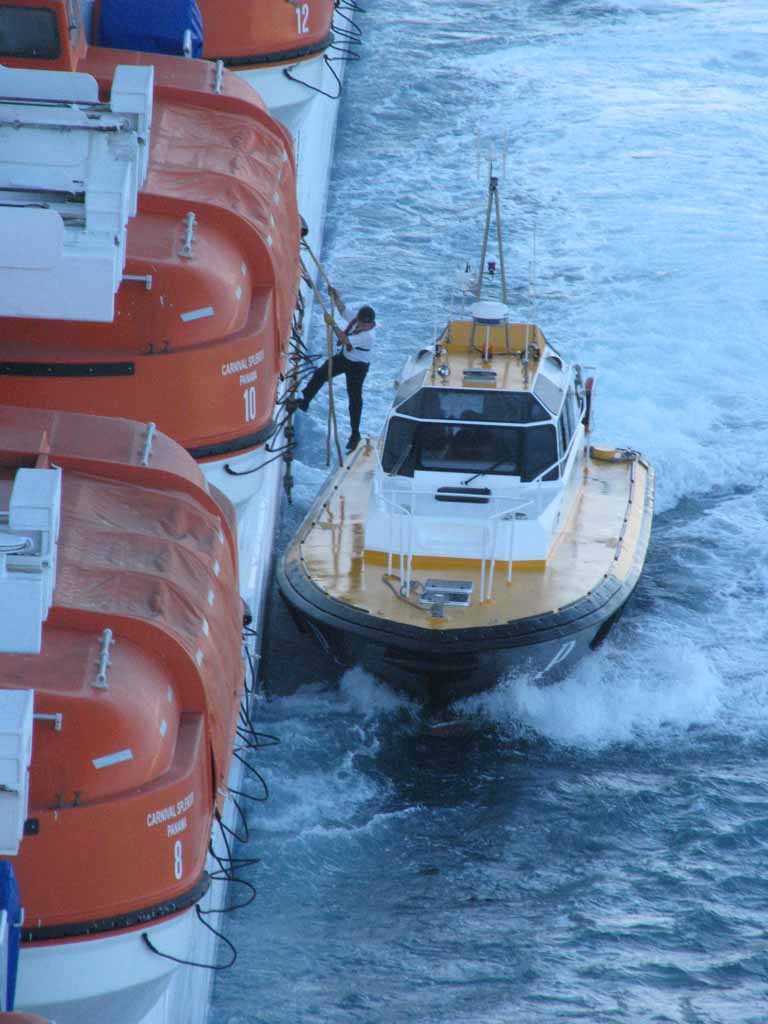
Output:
[{"xmin": 337, "ymin": 302, "xmax": 377, "ymax": 365}]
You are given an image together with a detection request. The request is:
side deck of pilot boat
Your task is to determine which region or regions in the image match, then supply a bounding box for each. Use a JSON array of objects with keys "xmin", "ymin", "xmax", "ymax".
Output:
[{"xmin": 279, "ymin": 310, "xmax": 655, "ymax": 704}]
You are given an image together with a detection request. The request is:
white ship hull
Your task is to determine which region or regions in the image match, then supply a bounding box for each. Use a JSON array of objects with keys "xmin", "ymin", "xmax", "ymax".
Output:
[
  {"xmin": 237, "ymin": 56, "xmax": 341, "ymax": 246},
  {"xmin": 18, "ymin": 909, "xmax": 199, "ymax": 1024}
]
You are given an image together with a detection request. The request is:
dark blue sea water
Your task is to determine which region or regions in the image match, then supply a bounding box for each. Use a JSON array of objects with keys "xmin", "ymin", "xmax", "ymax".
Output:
[{"xmin": 212, "ymin": 3, "xmax": 768, "ymax": 1021}]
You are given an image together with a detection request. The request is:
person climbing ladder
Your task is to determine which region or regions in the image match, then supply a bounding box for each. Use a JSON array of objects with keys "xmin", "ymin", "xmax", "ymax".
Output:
[{"xmin": 296, "ymin": 287, "xmax": 377, "ymax": 453}]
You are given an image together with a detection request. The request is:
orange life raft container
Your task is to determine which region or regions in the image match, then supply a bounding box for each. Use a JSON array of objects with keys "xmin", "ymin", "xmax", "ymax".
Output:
[
  {"xmin": 0, "ymin": 406, "xmax": 244, "ymax": 939},
  {"xmin": 0, "ymin": 0, "xmax": 301, "ymax": 462}
]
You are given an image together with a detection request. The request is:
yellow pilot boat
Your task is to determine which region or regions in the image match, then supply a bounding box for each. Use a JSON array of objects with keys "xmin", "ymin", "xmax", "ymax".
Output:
[{"xmin": 279, "ymin": 176, "xmax": 654, "ymax": 705}]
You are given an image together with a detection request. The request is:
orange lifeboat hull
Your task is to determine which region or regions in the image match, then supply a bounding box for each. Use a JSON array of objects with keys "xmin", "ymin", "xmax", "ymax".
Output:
[
  {"xmin": 0, "ymin": 43, "xmax": 301, "ymax": 461},
  {"xmin": 199, "ymin": 0, "xmax": 335, "ymax": 66},
  {"xmin": 0, "ymin": 407, "xmax": 243, "ymax": 940}
]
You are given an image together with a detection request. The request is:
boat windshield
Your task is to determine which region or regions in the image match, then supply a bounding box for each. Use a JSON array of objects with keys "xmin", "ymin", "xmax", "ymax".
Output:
[
  {"xmin": 383, "ymin": 417, "xmax": 558, "ymax": 481},
  {"xmin": 384, "ymin": 387, "xmax": 558, "ymax": 480}
]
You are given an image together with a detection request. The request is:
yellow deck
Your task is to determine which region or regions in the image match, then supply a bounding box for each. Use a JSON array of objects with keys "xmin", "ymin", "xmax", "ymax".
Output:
[
  {"xmin": 290, "ymin": 443, "xmax": 654, "ymax": 632},
  {"xmin": 431, "ymin": 319, "xmax": 544, "ymax": 391}
]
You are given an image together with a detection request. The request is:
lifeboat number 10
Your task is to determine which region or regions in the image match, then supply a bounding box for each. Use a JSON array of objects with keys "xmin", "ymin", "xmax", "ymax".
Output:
[
  {"xmin": 243, "ymin": 386, "xmax": 257, "ymax": 423},
  {"xmin": 296, "ymin": 2, "xmax": 310, "ymax": 34}
]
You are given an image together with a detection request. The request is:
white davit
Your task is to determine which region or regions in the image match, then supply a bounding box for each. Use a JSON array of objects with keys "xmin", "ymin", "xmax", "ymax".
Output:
[{"xmin": 0, "ymin": 63, "xmax": 153, "ymax": 321}]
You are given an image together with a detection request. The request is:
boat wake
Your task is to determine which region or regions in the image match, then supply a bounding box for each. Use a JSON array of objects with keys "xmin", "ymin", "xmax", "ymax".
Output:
[{"xmin": 458, "ymin": 635, "xmax": 724, "ymax": 749}]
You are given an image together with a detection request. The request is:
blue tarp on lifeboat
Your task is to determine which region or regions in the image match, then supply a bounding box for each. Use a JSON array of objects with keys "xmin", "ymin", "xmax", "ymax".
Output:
[
  {"xmin": 98, "ymin": 0, "xmax": 204, "ymax": 57},
  {"xmin": 0, "ymin": 862, "xmax": 20, "ymax": 1010}
]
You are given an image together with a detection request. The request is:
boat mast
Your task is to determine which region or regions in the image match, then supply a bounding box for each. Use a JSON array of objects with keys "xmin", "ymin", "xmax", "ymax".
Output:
[
  {"xmin": 471, "ymin": 158, "xmax": 512, "ymax": 357},
  {"xmin": 525, "ymin": 219, "xmax": 538, "ymax": 387},
  {"xmin": 474, "ymin": 162, "xmax": 508, "ymax": 305}
]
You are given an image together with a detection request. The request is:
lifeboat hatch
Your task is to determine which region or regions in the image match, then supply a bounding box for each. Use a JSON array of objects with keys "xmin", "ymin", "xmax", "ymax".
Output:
[{"xmin": 419, "ymin": 580, "xmax": 473, "ymax": 617}]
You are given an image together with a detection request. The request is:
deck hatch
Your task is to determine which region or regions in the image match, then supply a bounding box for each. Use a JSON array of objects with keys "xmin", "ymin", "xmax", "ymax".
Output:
[
  {"xmin": 419, "ymin": 579, "xmax": 473, "ymax": 608},
  {"xmin": 463, "ymin": 368, "xmax": 497, "ymax": 383}
]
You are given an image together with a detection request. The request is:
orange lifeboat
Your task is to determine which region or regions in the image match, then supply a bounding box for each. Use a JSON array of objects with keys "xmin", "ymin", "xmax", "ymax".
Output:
[
  {"xmin": 0, "ymin": 406, "xmax": 244, "ymax": 1022},
  {"xmin": 0, "ymin": 0, "xmax": 301, "ymax": 464},
  {"xmin": 0, "ymin": 1016, "xmax": 52, "ymax": 1023},
  {"xmin": 197, "ymin": 0, "xmax": 336, "ymax": 69}
]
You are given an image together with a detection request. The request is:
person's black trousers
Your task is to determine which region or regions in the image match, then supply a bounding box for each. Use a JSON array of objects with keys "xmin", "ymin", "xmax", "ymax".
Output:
[{"xmin": 302, "ymin": 352, "xmax": 370, "ymax": 437}]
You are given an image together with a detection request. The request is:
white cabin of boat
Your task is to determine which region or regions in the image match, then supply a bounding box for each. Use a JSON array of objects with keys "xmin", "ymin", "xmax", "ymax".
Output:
[{"xmin": 365, "ymin": 299, "xmax": 590, "ymax": 597}]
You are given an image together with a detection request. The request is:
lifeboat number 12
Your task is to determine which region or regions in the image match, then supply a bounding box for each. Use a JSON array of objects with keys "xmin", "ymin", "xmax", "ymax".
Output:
[
  {"xmin": 243, "ymin": 386, "xmax": 257, "ymax": 423},
  {"xmin": 296, "ymin": 2, "xmax": 310, "ymax": 34}
]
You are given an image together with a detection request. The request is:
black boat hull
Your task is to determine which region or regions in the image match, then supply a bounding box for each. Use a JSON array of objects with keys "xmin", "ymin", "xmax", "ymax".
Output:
[{"xmin": 279, "ymin": 553, "xmax": 647, "ymax": 707}]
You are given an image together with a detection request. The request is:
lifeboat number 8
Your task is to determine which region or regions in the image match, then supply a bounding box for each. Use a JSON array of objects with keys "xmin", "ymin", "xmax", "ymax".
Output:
[
  {"xmin": 174, "ymin": 839, "xmax": 183, "ymax": 880},
  {"xmin": 296, "ymin": 3, "xmax": 310, "ymax": 34}
]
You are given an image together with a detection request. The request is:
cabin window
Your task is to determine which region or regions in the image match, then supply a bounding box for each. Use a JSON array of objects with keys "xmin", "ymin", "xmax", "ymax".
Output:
[
  {"xmin": 419, "ymin": 422, "xmax": 520, "ymax": 475},
  {"xmin": 381, "ymin": 416, "xmax": 418, "ymax": 475},
  {"xmin": 0, "ymin": 6, "xmax": 61, "ymax": 58},
  {"xmin": 382, "ymin": 417, "xmax": 558, "ymax": 482},
  {"xmin": 564, "ymin": 385, "xmax": 581, "ymax": 438},
  {"xmin": 533, "ymin": 374, "xmax": 564, "ymax": 415},
  {"xmin": 558, "ymin": 413, "xmax": 568, "ymax": 459},
  {"xmin": 524, "ymin": 424, "xmax": 559, "ymax": 481},
  {"xmin": 556, "ymin": 386, "xmax": 582, "ymax": 465}
]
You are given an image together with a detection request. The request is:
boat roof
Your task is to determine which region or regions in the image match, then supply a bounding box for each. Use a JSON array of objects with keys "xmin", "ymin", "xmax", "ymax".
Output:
[{"xmin": 393, "ymin": 315, "xmax": 573, "ymax": 420}]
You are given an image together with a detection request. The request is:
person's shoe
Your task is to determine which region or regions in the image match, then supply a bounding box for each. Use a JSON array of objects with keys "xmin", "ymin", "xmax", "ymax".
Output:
[{"xmin": 346, "ymin": 433, "xmax": 361, "ymax": 453}]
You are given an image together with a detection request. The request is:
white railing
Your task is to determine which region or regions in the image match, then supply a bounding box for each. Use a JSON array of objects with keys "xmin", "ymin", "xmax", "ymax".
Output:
[
  {"xmin": 480, "ymin": 499, "xmax": 533, "ymax": 602},
  {"xmin": 376, "ymin": 485, "xmax": 416, "ymax": 592},
  {"xmin": 372, "ymin": 471, "xmax": 533, "ymax": 602}
]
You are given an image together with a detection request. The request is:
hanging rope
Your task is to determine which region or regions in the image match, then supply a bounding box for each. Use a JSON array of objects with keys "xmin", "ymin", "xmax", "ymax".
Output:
[
  {"xmin": 142, "ymin": 904, "xmax": 237, "ymax": 970},
  {"xmin": 282, "ymin": 0, "xmax": 365, "ymax": 99},
  {"xmin": 302, "ymin": 236, "xmax": 338, "ymax": 298},
  {"xmin": 324, "ymin": 298, "xmax": 341, "ymax": 465},
  {"xmin": 300, "ymin": 245, "xmax": 344, "ymax": 466}
]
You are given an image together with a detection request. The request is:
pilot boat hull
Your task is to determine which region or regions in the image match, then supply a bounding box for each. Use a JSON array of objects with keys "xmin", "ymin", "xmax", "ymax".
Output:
[
  {"xmin": 279, "ymin": 443, "xmax": 655, "ymax": 705},
  {"xmin": 281, "ymin": 567, "xmax": 645, "ymax": 704}
]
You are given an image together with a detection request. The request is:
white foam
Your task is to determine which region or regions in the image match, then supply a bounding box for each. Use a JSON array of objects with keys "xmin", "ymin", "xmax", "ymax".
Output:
[
  {"xmin": 460, "ymin": 637, "xmax": 725, "ymax": 749},
  {"xmin": 339, "ymin": 666, "xmax": 418, "ymax": 718}
]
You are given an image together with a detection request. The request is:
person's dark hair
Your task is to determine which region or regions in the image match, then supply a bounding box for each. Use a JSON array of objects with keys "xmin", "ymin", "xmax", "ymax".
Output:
[{"xmin": 358, "ymin": 305, "xmax": 376, "ymax": 324}]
